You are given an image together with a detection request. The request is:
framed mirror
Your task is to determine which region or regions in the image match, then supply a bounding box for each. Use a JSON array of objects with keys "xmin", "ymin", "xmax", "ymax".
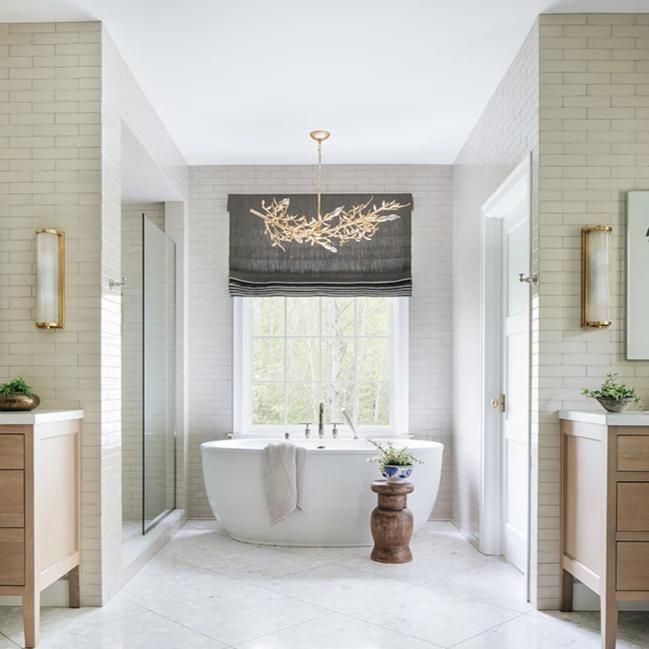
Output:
[{"xmin": 626, "ymin": 191, "xmax": 649, "ymax": 360}]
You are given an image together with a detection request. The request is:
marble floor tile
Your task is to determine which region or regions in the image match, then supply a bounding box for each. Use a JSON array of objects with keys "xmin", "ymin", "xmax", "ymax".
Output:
[
  {"xmin": 410, "ymin": 521, "xmax": 468, "ymax": 545},
  {"xmin": 0, "ymin": 633, "xmax": 15, "ymax": 649},
  {"xmin": 234, "ymin": 613, "xmax": 443, "ymax": 649},
  {"xmin": 260, "ymin": 563, "xmax": 417, "ymax": 611},
  {"xmin": 451, "ymin": 610, "xmax": 649, "ymax": 649},
  {"xmin": 193, "ymin": 545, "xmax": 327, "ymax": 583},
  {"xmin": 62, "ymin": 609, "xmax": 229, "ymax": 649},
  {"xmin": 150, "ymin": 583, "xmax": 330, "ymax": 645},
  {"xmin": 119, "ymin": 555, "xmax": 247, "ymax": 609},
  {"xmin": 0, "ymin": 596, "xmax": 145, "ymax": 647},
  {"xmin": 343, "ymin": 586, "xmax": 522, "ymax": 647},
  {"xmin": 424, "ymin": 560, "xmax": 533, "ymax": 613},
  {"xmin": 341, "ymin": 538, "xmax": 499, "ymax": 585},
  {"xmin": 7, "ymin": 521, "xmax": 649, "ymax": 649}
]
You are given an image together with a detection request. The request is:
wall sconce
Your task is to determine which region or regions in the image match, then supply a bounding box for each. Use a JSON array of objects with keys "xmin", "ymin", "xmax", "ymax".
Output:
[
  {"xmin": 581, "ymin": 225, "xmax": 612, "ymax": 329},
  {"xmin": 35, "ymin": 228, "xmax": 65, "ymax": 329}
]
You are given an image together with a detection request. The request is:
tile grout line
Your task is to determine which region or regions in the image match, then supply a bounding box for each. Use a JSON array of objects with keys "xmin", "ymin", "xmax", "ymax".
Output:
[
  {"xmin": 444, "ymin": 610, "xmax": 532, "ymax": 648},
  {"xmin": 332, "ymin": 611, "xmax": 446, "ymax": 649}
]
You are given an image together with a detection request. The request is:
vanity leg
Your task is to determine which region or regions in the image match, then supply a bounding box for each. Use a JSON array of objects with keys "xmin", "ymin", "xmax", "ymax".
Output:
[
  {"xmin": 601, "ymin": 595, "xmax": 618, "ymax": 649},
  {"xmin": 23, "ymin": 588, "xmax": 40, "ymax": 649},
  {"xmin": 68, "ymin": 566, "xmax": 80, "ymax": 608},
  {"xmin": 560, "ymin": 569, "xmax": 574, "ymax": 611}
]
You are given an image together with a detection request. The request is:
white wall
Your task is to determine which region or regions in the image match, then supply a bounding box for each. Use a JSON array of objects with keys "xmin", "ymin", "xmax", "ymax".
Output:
[
  {"xmin": 101, "ymin": 26, "xmax": 189, "ymax": 601},
  {"xmin": 452, "ymin": 23, "xmax": 540, "ymax": 549},
  {"xmin": 188, "ymin": 164, "xmax": 454, "ymax": 519},
  {"xmin": 452, "ymin": 12, "xmax": 649, "ymax": 610}
]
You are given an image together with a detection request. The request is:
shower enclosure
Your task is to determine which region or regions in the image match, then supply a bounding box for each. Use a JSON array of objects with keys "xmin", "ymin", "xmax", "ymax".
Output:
[
  {"xmin": 121, "ymin": 207, "xmax": 176, "ymax": 540},
  {"xmin": 143, "ymin": 216, "xmax": 176, "ymax": 532}
]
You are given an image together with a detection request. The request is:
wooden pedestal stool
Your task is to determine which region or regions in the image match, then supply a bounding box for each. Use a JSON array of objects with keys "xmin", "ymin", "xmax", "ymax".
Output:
[{"xmin": 370, "ymin": 480, "xmax": 415, "ymax": 563}]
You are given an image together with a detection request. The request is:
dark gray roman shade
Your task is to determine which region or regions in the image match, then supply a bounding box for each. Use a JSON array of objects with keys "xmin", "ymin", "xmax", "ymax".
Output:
[{"xmin": 228, "ymin": 193, "xmax": 413, "ymax": 297}]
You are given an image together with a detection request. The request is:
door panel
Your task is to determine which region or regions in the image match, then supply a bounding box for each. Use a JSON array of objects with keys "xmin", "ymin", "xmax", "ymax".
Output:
[{"xmin": 501, "ymin": 200, "xmax": 530, "ymax": 574}]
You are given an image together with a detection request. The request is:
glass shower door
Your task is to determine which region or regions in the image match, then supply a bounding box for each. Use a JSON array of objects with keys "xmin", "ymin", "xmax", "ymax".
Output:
[{"xmin": 143, "ymin": 216, "xmax": 176, "ymax": 532}]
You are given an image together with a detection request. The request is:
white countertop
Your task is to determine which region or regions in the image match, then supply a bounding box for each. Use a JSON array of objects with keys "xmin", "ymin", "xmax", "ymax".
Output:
[
  {"xmin": 559, "ymin": 409, "xmax": 649, "ymax": 426},
  {"xmin": 0, "ymin": 409, "xmax": 84, "ymax": 425}
]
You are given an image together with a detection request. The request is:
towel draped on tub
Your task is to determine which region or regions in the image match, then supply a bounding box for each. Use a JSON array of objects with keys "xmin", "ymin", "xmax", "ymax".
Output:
[{"xmin": 262, "ymin": 442, "xmax": 306, "ymax": 525}]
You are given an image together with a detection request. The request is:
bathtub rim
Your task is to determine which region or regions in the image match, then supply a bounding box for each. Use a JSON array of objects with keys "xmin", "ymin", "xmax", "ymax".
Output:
[{"xmin": 201, "ymin": 437, "xmax": 444, "ymax": 455}]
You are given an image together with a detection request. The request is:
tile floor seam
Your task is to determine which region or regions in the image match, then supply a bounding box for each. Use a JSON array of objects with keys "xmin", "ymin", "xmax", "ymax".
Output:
[
  {"xmin": 130, "ymin": 604, "xmax": 237, "ymax": 647},
  {"xmin": 339, "ymin": 609, "xmax": 449, "ymax": 647},
  {"xmin": 123, "ymin": 576, "xmax": 334, "ymax": 646},
  {"xmin": 0, "ymin": 631, "xmax": 19, "ymax": 649},
  {"xmin": 444, "ymin": 610, "xmax": 530, "ymax": 648},
  {"xmin": 226, "ymin": 611, "xmax": 339, "ymax": 648},
  {"xmin": 249, "ymin": 578, "xmax": 342, "ymax": 613},
  {"xmin": 333, "ymin": 611, "xmax": 446, "ymax": 649}
]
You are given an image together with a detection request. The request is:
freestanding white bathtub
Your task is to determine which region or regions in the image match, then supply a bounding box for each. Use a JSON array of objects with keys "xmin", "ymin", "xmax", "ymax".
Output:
[{"xmin": 201, "ymin": 438, "xmax": 443, "ymax": 546}]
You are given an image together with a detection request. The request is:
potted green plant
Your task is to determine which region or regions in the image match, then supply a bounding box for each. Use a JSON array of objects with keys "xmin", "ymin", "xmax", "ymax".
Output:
[
  {"xmin": 581, "ymin": 372, "xmax": 640, "ymax": 413},
  {"xmin": 0, "ymin": 377, "xmax": 40, "ymax": 412},
  {"xmin": 367, "ymin": 439, "xmax": 423, "ymax": 483}
]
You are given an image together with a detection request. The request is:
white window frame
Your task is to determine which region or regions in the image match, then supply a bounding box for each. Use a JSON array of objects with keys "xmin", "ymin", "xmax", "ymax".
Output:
[{"xmin": 233, "ymin": 296, "xmax": 409, "ymax": 438}]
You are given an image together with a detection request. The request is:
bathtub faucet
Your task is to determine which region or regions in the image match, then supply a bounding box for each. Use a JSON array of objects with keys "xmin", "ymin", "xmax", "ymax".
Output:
[
  {"xmin": 318, "ymin": 401, "xmax": 324, "ymax": 439},
  {"xmin": 341, "ymin": 408, "xmax": 360, "ymax": 440}
]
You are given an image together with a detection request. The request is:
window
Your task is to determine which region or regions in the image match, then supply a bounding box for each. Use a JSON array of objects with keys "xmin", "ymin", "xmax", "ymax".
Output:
[{"xmin": 233, "ymin": 297, "xmax": 408, "ymax": 436}]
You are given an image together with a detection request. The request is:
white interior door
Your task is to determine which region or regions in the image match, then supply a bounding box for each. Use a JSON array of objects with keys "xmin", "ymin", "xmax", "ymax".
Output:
[{"xmin": 500, "ymin": 200, "xmax": 530, "ymax": 574}]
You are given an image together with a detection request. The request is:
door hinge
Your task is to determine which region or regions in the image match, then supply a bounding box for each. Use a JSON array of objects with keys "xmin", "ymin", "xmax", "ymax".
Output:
[
  {"xmin": 490, "ymin": 394, "xmax": 506, "ymax": 413},
  {"xmin": 518, "ymin": 272, "xmax": 538, "ymax": 285}
]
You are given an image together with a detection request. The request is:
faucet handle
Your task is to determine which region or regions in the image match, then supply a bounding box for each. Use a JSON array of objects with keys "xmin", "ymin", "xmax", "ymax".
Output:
[
  {"xmin": 299, "ymin": 423, "xmax": 312, "ymax": 439},
  {"xmin": 330, "ymin": 422, "xmax": 343, "ymax": 439}
]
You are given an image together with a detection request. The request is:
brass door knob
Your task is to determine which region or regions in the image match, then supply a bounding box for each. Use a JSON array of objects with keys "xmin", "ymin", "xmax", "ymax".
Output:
[{"xmin": 490, "ymin": 395, "xmax": 506, "ymax": 412}]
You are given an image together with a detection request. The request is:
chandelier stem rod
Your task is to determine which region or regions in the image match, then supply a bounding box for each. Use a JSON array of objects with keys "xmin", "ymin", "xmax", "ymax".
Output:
[{"xmin": 317, "ymin": 140, "xmax": 322, "ymax": 220}]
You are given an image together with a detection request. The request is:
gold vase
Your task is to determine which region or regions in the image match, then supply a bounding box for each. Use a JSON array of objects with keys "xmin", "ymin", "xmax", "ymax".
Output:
[{"xmin": 0, "ymin": 393, "xmax": 40, "ymax": 411}]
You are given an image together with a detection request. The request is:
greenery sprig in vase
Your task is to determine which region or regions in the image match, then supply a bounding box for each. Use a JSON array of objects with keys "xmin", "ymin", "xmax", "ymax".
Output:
[
  {"xmin": 581, "ymin": 372, "xmax": 640, "ymax": 413},
  {"xmin": 0, "ymin": 377, "xmax": 40, "ymax": 412},
  {"xmin": 367, "ymin": 439, "xmax": 423, "ymax": 483}
]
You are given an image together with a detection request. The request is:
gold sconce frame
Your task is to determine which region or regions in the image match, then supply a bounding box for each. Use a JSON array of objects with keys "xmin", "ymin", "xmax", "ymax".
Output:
[
  {"xmin": 35, "ymin": 228, "xmax": 65, "ymax": 329},
  {"xmin": 581, "ymin": 225, "xmax": 612, "ymax": 329}
]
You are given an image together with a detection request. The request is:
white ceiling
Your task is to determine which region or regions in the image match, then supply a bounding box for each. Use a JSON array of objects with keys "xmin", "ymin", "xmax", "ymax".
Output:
[{"xmin": 2, "ymin": 0, "xmax": 648, "ymax": 164}]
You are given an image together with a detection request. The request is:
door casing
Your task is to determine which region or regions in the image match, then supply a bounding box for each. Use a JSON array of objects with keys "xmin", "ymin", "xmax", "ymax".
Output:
[{"xmin": 479, "ymin": 155, "xmax": 532, "ymax": 596}]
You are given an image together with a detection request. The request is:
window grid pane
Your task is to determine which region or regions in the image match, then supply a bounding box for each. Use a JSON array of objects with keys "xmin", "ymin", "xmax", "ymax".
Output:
[{"xmin": 250, "ymin": 297, "xmax": 392, "ymax": 427}]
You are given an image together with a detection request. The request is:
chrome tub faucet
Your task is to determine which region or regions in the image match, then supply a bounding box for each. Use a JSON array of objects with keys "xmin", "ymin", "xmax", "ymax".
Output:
[{"xmin": 318, "ymin": 401, "xmax": 324, "ymax": 439}]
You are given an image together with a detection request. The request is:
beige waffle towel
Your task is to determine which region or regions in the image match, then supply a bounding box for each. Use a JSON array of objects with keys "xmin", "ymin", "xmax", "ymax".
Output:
[{"xmin": 263, "ymin": 442, "xmax": 306, "ymax": 525}]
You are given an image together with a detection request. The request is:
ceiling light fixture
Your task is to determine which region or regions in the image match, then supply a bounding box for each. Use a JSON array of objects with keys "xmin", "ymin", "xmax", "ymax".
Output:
[{"xmin": 250, "ymin": 130, "xmax": 409, "ymax": 253}]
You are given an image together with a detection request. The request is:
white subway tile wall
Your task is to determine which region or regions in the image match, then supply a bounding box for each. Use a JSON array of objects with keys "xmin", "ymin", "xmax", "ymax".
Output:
[
  {"xmin": 535, "ymin": 12, "xmax": 649, "ymax": 609},
  {"xmin": 187, "ymin": 165, "xmax": 454, "ymax": 520},
  {"xmin": 0, "ymin": 21, "xmax": 188, "ymax": 605},
  {"xmin": 0, "ymin": 20, "xmax": 105, "ymax": 604},
  {"xmin": 2, "ymin": 12, "xmax": 647, "ymax": 614}
]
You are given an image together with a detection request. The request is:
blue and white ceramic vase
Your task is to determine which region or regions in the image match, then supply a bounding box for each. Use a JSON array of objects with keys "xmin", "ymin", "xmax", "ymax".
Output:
[{"xmin": 382, "ymin": 464, "xmax": 413, "ymax": 483}]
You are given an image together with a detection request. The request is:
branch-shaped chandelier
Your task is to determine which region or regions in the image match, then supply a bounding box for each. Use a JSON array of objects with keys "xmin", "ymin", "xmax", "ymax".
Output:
[{"xmin": 250, "ymin": 130, "xmax": 409, "ymax": 253}]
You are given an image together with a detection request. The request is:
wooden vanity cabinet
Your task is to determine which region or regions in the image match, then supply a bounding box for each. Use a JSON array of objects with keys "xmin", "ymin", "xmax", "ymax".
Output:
[
  {"xmin": 0, "ymin": 414, "xmax": 82, "ymax": 648},
  {"xmin": 560, "ymin": 413, "xmax": 649, "ymax": 649}
]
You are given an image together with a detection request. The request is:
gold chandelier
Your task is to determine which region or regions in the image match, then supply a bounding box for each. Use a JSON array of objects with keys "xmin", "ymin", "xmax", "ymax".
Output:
[{"xmin": 250, "ymin": 130, "xmax": 409, "ymax": 253}]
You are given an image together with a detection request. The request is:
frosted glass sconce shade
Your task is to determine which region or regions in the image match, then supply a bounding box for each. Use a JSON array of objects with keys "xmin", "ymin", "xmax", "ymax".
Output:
[
  {"xmin": 35, "ymin": 229, "xmax": 65, "ymax": 329},
  {"xmin": 581, "ymin": 225, "xmax": 612, "ymax": 329}
]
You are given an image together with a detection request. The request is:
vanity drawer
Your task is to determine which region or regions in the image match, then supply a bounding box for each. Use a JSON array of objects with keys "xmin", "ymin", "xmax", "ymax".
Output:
[
  {"xmin": 0, "ymin": 528, "xmax": 24, "ymax": 585},
  {"xmin": 0, "ymin": 435, "xmax": 23, "ymax": 470},
  {"xmin": 617, "ymin": 542, "xmax": 649, "ymax": 591},
  {"xmin": 618, "ymin": 436, "xmax": 649, "ymax": 472},
  {"xmin": 618, "ymin": 483, "xmax": 649, "ymax": 531},
  {"xmin": 0, "ymin": 470, "xmax": 24, "ymax": 527}
]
